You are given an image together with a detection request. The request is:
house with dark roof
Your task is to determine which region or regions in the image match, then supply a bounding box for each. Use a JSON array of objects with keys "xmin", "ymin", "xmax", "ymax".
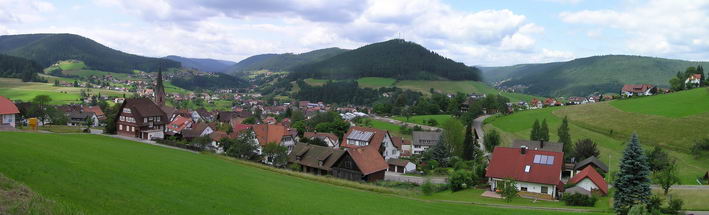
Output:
[
  {"xmin": 387, "ymin": 158, "xmax": 416, "ymax": 173},
  {"xmin": 332, "ymin": 147, "xmax": 389, "ymax": 182},
  {"xmin": 67, "ymin": 111, "xmax": 99, "ymax": 127},
  {"xmin": 574, "ymin": 156, "xmax": 608, "ymax": 174},
  {"xmin": 486, "ymin": 147, "xmax": 564, "ymax": 199},
  {"xmin": 341, "ymin": 126, "xmax": 400, "ymax": 160},
  {"xmin": 116, "ymin": 98, "xmax": 168, "ymax": 140},
  {"xmin": 0, "ymin": 96, "xmax": 19, "ymax": 128},
  {"xmin": 511, "ymin": 140, "xmax": 563, "ymax": 153},
  {"xmin": 566, "ymin": 166, "xmax": 608, "ymax": 196},
  {"xmin": 288, "ymin": 143, "xmax": 346, "ymax": 176},
  {"xmin": 621, "ymin": 84, "xmax": 657, "ymax": 97},
  {"xmin": 412, "ymin": 131, "xmax": 441, "ymax": 155},
  {"xmin": 304, "ymin": 132, "xmax": 339, "ymax": 148},
  {"xmin": 182, "ymin": 122, "xmax": 214, "ymax": 140}
]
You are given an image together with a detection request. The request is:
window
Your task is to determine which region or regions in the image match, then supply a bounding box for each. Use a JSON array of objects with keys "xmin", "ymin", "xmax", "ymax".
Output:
[
  {"xmin": 119, "ymin": 124, "xmax": 123, "ymax": 131},
  {"xmin": 120, "ymin": 116, "xmax": 125, "ymax": 121},
  {"xmin": 123, "ymin": 108, "xmax": 131, "ymax": 113},
  {"xmin": 131, "ymin": 126, "xmax": 135, "ymax": 132},
  {"xmin": 144, "ymin": 118, "xmax": 147, "ymax": 123},
  {"xmin": 541, "ymin": 186, "xmax": 548, "ymax": 194},
  {"xmin": 524, "ymin": 165, "xmax": 531, "ymax": 173},
  {"xmin": 521, "ymin": 187, "xmax": 528, "ymax": 191}
]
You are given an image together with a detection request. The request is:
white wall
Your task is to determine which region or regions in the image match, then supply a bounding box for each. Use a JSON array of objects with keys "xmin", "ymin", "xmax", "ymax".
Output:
[
  {"xmin": 383, "ymin": 133, "xmax": 400, "ymax": 160},
  {"xmin": 2, "ymin": 114, "xmax": 15, "ymax": 127},
  {"xmin": 576, "ymin": 178, "xmax": 599, "ymax": 192},
  {"xmin": 489, "ymin": 178, "xmax": 557, "ymax": 198}
]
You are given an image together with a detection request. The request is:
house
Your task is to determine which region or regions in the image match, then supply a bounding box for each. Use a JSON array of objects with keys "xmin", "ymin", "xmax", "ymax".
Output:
[
  {"xmin": 288, "ymin": 143, "xmax": 346, "ymax": 176},
  {"xmin": 341, "ymin": 126, "xmax": 400, "ymax": 160},
  {"xmin": 412, "ymin": 131, "xmax": 442, "ymax": 155},
  {"xmin": 196, "ymin": 108, "xmax": 216, "ymax": 122},
  {"xmin": 250, "ymin": 124, "xmax": 297, "ymax": 164},
  {"xmin": 82, "ymin": 106, "xmax": 105, "ymax": 121},
  {"xmin": 166, "ymin": 116, "xmax": 193, "ymax": 135},
  {"xmin": 66, "ymin": 111, "xmax": 99, "ymax": 127},
  {"xmin": 486, "ymin": 147, "xmax": 564, "ymax": 199},
  {"xmin": 391, "ymin": 136, "xmax": 413, "ymax": 157},
  {"xmin": 208, "ymin": 131, "xmax": 230, "ymax": 153},
  {"xmin": 511, "ymin": 140, "xmax": 563, "ymax": 153},
  {"xmin": 529, "ymin": 98, "xmax": 543, "ymax": 109},
  {"xmin": 0, "ymin": 96, "xmax": 19, "ymax": 128},
  {"xmin": 567, "ymin": 97, "xmax": 588, "ymax": 105},
  {"xmin": 621, "ymin": 84, "xmax": 657, "ymax": 97},
  {"xmin": 574, "ymin": 156, "xmax": 608, "ymax": 174},
  {"xmin": 182, "ymin": 122, "xmax": 214, "ymax": 140},
  {"xmin": 544, "ymin": 98, "xmax": 560, "ymax": 107},
  {"xmin": 264, "ymin": 116, "xmax": 277, "ymax": 125},
  {"xmin": 566, "ymin": 166, "xmax": 608, "ymax": 196},
  {"xmin": 304, "ymin": 132, "xmax": 340, "ymax": 148},
  {"xmin": 685, "ymin": 74, "xmax": 702, "ymax": 88},
  {"xmin": 387, "ymin": 158, "xmax": 416, "ymax": 173},
  {"xmin": 331, "ymin": 147, "xmax": 388, "ymax": 182},
  {"xmin": 116, "ymin": 98, "xmax": 167, "ymax": 140}
]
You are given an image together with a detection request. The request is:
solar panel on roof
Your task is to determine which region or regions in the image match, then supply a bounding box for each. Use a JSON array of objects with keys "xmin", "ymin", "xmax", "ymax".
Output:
[
  {"xmin": 533, "ymin": 155, "xmax": 541, "ymax": 163},
  {"xmin": 347, "ymin": 130, "xmax": 374, "ymax": 141},
  {"xmin": 546, "ymin": 156, "xmax": 554, "ymax": 165}
]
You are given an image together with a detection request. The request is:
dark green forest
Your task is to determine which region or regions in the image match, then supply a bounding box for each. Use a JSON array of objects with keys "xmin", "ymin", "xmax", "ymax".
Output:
[
  {"xmin": 0, "ymin": 54, "xmax": 45, "ymax": 82},
  {"xmin": 229, "ymin": 48, "xmax": 347, "ymax": 74},
  {"xmin": 0, "ymin": 33, "xmax": 179, "ymax": 74},
  {"xmin": 291, "ymin": 39, "xmax": 481, "ymax": 81}
]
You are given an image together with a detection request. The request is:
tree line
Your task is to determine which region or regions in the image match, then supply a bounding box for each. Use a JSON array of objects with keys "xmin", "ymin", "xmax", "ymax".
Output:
[{"xmin": 0, "ymin": 54, "xmax": 45, "ymax": 82}]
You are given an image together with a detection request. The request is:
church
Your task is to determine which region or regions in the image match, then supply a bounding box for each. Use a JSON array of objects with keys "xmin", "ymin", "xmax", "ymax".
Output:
[{"xmin": 115, "ymin": 69, "xmax": 169, "ymax": 140}]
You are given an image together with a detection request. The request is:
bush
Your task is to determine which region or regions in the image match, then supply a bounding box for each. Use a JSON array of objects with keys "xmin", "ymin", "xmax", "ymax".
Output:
[
  {"xmin": 448, "ymin": 169, "xmax": 473, "ymax": 192},
  {"xmin": 561, "ymin": 193, "xmax": 597, "ymax": 207},
  {"xmin": 421, "ymin": 180, "xmax": 434, "ymax": 196},
  {"xmin": 288, "ymin": 163, "xmax": 301, "ymax": 172},
  {"xmin": 662, "ymin": 198, "xmax": 683, "ymax": 215}
]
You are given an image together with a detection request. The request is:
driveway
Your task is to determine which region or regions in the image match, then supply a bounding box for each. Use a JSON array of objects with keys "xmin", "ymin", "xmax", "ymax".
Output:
[
  {"xmin": 385, "ymin": 172, "xmax": 447, "ymax": 185},
  {"xmin": 473, "ymin": 115, "xmax": 492, "ymax": 154}
]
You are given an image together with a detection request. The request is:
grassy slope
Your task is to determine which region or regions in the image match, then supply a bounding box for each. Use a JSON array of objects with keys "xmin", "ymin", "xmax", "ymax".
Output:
[
  {"xmin": 0, "ymin": 78, "xmax": 125, "ymax": 104},
  {"xmin": 610, "ymin": 88, "xmax": 709, "ymax": 117},
  {"xmin": 486, "ymin": 88, "xmax": 709, "ymax": 186},
  {"xmin": 393, "ymin": 114, "xmax": 452, "ymax": 127},
  {"xmin": 357, "ymin": 77, "xmax": 396, "ymax": 88},
  {"xmin": 0, "ymin": 132, "xmax": 570, "ymax": 215},
  {"xmin": 419, "ymin": 188, "xmax": 611, "ymax": 212}
]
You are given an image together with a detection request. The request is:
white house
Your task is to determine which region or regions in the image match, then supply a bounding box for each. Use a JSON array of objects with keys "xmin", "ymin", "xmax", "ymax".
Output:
[
  {"xmin": 387, "ymin": 158, "xmax": 417, "ymax": 173},
  {"xmin": 0, "ymin": 96, "xmax": 19, "ymax": 128},
  {"xmin": 412, "ymin": 131, "xmax": 441, "ymax": 155},
  {"xmin": 621, "ymin": 84, "xmax": 657, "ymax": 97},
  {"xmin": 567, "ymin": 166, "xmax": 608, "ymax": 196},
  {"xmin": 486, "ymin": 147, "xmax": 564, "ymax": 199},
  {"xmin": 685, "ymin": 74, "xmax": 702, "ymax": 88}
]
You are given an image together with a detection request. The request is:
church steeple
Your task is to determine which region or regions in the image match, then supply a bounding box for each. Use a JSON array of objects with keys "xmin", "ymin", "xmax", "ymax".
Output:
[{"xmin": 154, "ymin": 67, "xmax": 166, "ymax": 107}]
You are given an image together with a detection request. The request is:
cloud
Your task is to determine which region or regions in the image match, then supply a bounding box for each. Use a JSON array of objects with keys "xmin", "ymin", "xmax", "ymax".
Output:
[
  {"xmin": 0, "ymin": 0, "xmax": 54, "ymax": 24},
  {"xmin": 560, "ymin": 0, "xmax": 709, "ymax": 59}
]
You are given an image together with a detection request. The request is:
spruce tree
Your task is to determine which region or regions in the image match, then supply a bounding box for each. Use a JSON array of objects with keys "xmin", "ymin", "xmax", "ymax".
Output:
[
  {"xmin": 558, "ymin": 116, "xmax": 572, "ymax": 159},
  {"xmin": 540, "ymin": 119, "xmax": 549, "ymax": 141},
  {"xmin": 430, "ymin": 137, "xmax": 452, "ymax": 167},
  {"xmin": 462, "ymin": 122, "xmax": 481, "ymax": 161},
  {"xmin": 531, "ymin": 119, "xmax": 540, "ymax": 141},
  {"xmin": 614, "ymin": 133, "xmax": 651, "ymax": 214}
]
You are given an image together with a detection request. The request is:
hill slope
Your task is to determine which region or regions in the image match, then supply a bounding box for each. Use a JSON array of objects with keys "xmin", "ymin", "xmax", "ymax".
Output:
[
  {"xmin": 229, "ymin": 47, "xmax": 347, "ymax": 74},
  {"xmin": 164, "ymin": 55, "xmax": 235, "ymax": 73},
  {"xmin": 292, "ymin": 39, "xmax": 481, "ymax": 81},
  {"xmin": 0, "ymin": 132, "xmax": 559, "ymax": 215},
  {"xmin": 0, "ymin": 54, "xmax": 44, "ymax": 82},
  {"xmin": 482, "ymin": 55, "xmax": 709, "ymax": 97},
  {"xmin": 0, "ymin": 33, "xmax": 180, "ymax": 73}
]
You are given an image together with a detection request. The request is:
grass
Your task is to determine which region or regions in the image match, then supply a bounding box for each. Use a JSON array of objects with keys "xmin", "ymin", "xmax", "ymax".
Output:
[
  {"xmin": 487, "ymin": 95, "xmax": 709, "ymax": 185},
  {"xmin": 163, "ymin": 81, "xmax": 191, "ymax": 94},
  {"xmin": 395, "ymin": 80, "xmax": 538, "ymax": 102},
  {"xmin": 0, "ymin": 132, "xmax": 578, "ymax": 215},
  {"xmin": 303, "ymin": 78, "xmax": 330, "ymax": 86},
  {"xmin": 610, "ymin": 88, "xmax": 709, "ymax": 118},
  {"xmin": 57, "ymin": 61, "xmax": 86, "ymax": 71},
  {"xmin": 418, "ymin": 188, "xmax": 611, "ymax": 212},
  {"xmin": 393, "ymin": 114, "xmax": 453, "ymax": 127},
  {"xmin": 0, "ymin": 78, "xmax": 125, "ymax": 104},
  {"xmin": 652, "ymin": 188, "xmax": 708, "ymax": 211},
  {"xmin": 19, "ymin": 125, "xmax": 86, "ymax": 133},
  {"xmin": 357, "ymin": 77, "xmax": 396, "ymax": 88},
  {"xmin": 0, "ymin": 173, "xmax": 82, "ymax": 215},
  {"xmin": 366, "ymin": 119, "xmax": 411, "ymax": 140}
]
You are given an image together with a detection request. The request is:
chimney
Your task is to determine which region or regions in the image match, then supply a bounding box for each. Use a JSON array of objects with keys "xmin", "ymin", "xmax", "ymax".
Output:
[
  {"xmin": 540, "ymin": 140, "xmax": 545, "ymax": 149},
  {"xmin": 520, "ymin": 146, "xmax": 527, "ymax": 154}
]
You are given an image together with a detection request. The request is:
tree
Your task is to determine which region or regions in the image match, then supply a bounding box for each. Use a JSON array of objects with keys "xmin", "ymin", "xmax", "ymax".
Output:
[
  {"xmin": 461, "ymin": 122, "xmax": 481, "ymax": 161},
  {"xmin": 308, "ymin": 137, "xmax": 328, "ymax": 147},
  {"xmin": 448, "ymin": 169, "xmax": 473, "ymax": 192},
  {"xmin": 646, "ymin": 146, "xmax": 670, "ymax": 172},
  {"xmin": 291, "ymin": 120, "xmax": 306, "ymax": 137},
  {"xmin": 530, "ymin": 119, "xmax": 540, "ymax": 141},
  {"xmin": 558, "ymin": 116, "xmax": 572, "ymax": 158},
  {"xmin": 226, "ymin": 131, "xmax": 260, "ymax": 161},
  {"xmin": 499, "ymin": 178, "xmax": 518, "ymax": 203},
  {"xmin": 483, "ymin": 129, "xmax": 501, "ymax": 153},
  {"xmin": 539, "ymin": 119, "xmax": 549, "ymax": 141},
  {"xmin": 441, "ymin": 118, "xmax": 465, "ymax": 156},
  {"xmin": 573, "ymin": 139, "xmax": 600, "ymax": 161},
  {"xmin": 653, "ymin": 159, "xmax": 679, "ymax": 196},
  {"xmin": 85, "ymin": 116, "xmax": 94, "ymax": 129},
  {"xmin": 614, "ymin": 133, "xmax": 652, "ymax": 214},
  {"xmin": 627, "ymin": 204, "xmax": 649, "ymax": 215},
  {"xmin": 242, "ymin": 116, "xmax": 257, "ymax": 124},
  {"xmin": 103, "ymin": 103, "xmax": 119, "ymax": 134},
  {"xmin": 191, "ymin": 135, "xmax": 212, "ymax": 150},
  {"xmin": 31, "ymin": 95, "xmax": 52, "ymax": 123},
  {"xmin": 263, "ymin": 142, "xmax": 288, "ymax": 167},
  {"xmin": 428, "ymin": 137, "xmax": 451, "ymax": 167}
]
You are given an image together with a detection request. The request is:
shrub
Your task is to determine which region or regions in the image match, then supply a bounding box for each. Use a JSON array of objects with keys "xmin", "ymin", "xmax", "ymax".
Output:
[
  {"xmin": 561, "ymin": 193, "xmax": 597, "ymax": 207},
  {"xmin": 448, "ymin": 169, "xmax": 472, "ymax": 192},
  {"xmin": 661, "ymin": 198, "xmax": 683, "ymax": 215},
  {"xmin": 421, "ymin": 180, "xmax": 434, "ymax": 196},
  {"xmin": 287, "ymin": 163, "xmax": 301, "ymax": 172}
]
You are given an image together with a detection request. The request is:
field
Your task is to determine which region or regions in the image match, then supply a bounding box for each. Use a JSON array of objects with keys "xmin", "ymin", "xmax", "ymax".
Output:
[
  {"xmin": 366, "ymin": 119, "xmax": 410, "ymax": 140},
  {"xmin": 0, "ymin": 78, "xmax": 125, "ymax": 104},
  {"xmin": 0, "ymin": 132, "xmax": 575, "ymax": 215},
  {"xmin": 304, "ymin": 78, "xmax": 329, "ymax": 86},
  {"xmin": 419, "ymin": 188, "xmax": 611, "ymax": 212},
  {"xmin": 357, "ymin": 77, "xmax": 396, "ymax": 88},
  {"xmin": 486, "ymin": 88, "xmax": 709, "ymax": 187},
  {"xmin": 393, "ymin": 114, "xmax": 453, "ymax": 127},
  {"xmin": 610, "ymin": 88, "xmax": 709, "ymax": 117}
]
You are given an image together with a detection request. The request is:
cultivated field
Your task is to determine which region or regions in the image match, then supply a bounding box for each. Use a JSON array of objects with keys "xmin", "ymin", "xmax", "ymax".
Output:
[{"xmin": 0, "ymin": 132, "xmax": 578, "ymax": 215}]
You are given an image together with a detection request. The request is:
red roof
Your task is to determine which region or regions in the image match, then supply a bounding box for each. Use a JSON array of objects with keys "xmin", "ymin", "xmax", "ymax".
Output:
[
  {"xmin": 347, "ymin": 148, "xmax": 388, "ymax": 175},
  {"xmin": 168, "ymin": 116, "xmax": 192, "ymax": 132},
  {"xmin": 486, "ymin": 147, "xmax": 563, "ymax": 185},
  {"xmin": 251, "ymin": 124, "xmax": 293, "ymax": 146},
  {"xmin": 568, "ymin": 166, "xmax": 608, "ymax": 194},
  {"xmin": 83, "ymin": 106, "xmax": 104, "ymax": 116},
  {"xmin": 0, "ymin": 96, "xmax": 19, "ymax": 115},
  {"xmin": 341, "ymin": 126, "xmax": 389, "ymax": 150},
  {"xmin": 621, "ymin": 84, "xmax": 655, "ymax": 93}
]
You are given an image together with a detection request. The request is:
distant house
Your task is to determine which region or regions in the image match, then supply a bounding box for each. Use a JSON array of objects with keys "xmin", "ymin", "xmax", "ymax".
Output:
[
  {"xmin": 486, "ymin": 147, "xmax": 564, "ymax": 199},
  {"xmin": 288, "ymin": 143, "xmax": 346, "ymax": 176},
  {"xmin": 304, "ymin": 132, "xmax": 340, "ymax": 148},
  {"xmin": 387, "ymin": 158, "xmax": 416, "ymax": 173},
  {"xmin": 182, "ymin": 122, "xmax": 214, "ymax": 140},
  {"xmin": 685, "ymin": 74, "xmax": 702, "ymax": 88},
  {"xmin": 621, "ymin": 84, "xmax": 657, "ymax": 97},
  {"xmin": 412, "ymin": 131, "xmax": 442, "ymax": 155},
  {"xmin": 250, "ymin": 124, "xmax": 297, "ymax": 164},
  {"xmin": 567, "ymin": 97, "xmax": 588, "ymax": 105},
  {"xmin": 166, "ymin": 116, "xmax": 193, "ymax": 135},
  {"xmin": 116, "ymin": 98, "xmax": 167, "ymax": 140},
  {"xmin": 0, "ymin": 96, "xmax": 19, "ymax": 128},
  {"xmin": 208, "ymin": 131, "xmax": 229, "ymax": 153},
  {"xmin": 530, "ymin": 98, "xmax": 543, "ymax": 109},
  {"xmin": 82, "ymin": 106, "xmax": 105, "ymax": 121},
  {"xmin": 544, "ymin": 98, "xmax": 560, "ymax": 107},
  {"xmin": 341, "ymin": 126, "xmax": 401, "ymax": 160},
  {"xmin": 67, "ymin": 111, "xmax": 99, "ymax": 127},
  {"xmin": 574, "ymin": 156, "xmax": 608, "ymax": 174},
  {"xmin": 391, "ymin": 136, "xmax": 413, "ymax": 157},
  {"xmin": 566, "ymin": 166, "xmax": 608, "ymax": 196},
  {"xmin": 331, "ymin": 148, "xmax": 388, "ymax": 182}
]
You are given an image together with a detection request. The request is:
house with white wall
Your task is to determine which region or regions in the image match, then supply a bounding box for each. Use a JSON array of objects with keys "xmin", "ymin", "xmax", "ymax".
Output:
[
  {"xmin": 486, "ymin": 146, "xmax": 564, "ymax": 199},
  {"xmin": 0, "ymin": 96, "xmax": 19, "ymax": 128}
]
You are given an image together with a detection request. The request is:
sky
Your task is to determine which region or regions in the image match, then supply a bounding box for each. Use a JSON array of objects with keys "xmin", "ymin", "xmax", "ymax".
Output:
[{"xmin": 1, "ymin": 0, "xmax": 708, "ymax": 67}]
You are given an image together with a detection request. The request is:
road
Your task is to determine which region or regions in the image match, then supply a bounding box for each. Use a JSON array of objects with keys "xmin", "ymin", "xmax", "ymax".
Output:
[{"xmin": 473, "ymin": 115, "xmax": 492, "ymax": 154}]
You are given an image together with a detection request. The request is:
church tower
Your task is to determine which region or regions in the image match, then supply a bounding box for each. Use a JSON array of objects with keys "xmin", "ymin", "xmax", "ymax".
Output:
[{"xmin": 154, "ymin": 68, "xmax": 166, "ymax": 107}]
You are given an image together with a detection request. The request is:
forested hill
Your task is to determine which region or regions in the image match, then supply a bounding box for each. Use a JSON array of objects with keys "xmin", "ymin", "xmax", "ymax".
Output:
[
  {"xmin": 0, "ymin": 33, "xmax": 179, "ymax": 73},
  {"xmin": 228, "ymin": 47, "xmax": 347, "ymax": 74},
  {"xmin": 164, "ymin": 55, "xmax": 235, "ymax": 73},
  {"xmin": 0, "ymin": 54, "xmax": 44, "ymax": 82},
  {"xmin": 482, "ymin": 55, "xmax": 709, "ymax": 97},
  {"xmin": 291, "ymin": 39, "xmax": 481, "ymax": 81}
]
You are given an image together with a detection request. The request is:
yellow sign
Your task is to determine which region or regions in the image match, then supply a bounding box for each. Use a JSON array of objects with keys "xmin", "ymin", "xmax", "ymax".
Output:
[{"xmin": 28, "ymin": 118, "xmax": 38, "ymax": 131}]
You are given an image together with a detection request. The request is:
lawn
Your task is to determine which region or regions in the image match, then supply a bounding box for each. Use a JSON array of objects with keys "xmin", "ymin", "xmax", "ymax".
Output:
[
  {"xmin": 419, "ymin": 188, "xmax": 611, "ymax": 212},
  {"xmin": 19, "ymin": 125, "xmax": 86, "ymax": 133},
  {"xmin": 0, "ymin": 78, "xmax": 125, "ymax": 104},
  {"xmin": 357, "ymin": 77, "xmax": 397, "ymax": 88},
  {"xmin": 395, "ymin": 80, "xmax": 537, "ymax": 102},
  {"xmin": 366, "ymin": 119, "xmax": 410, "ymax": 140},
  {"xmin": 393, "ymin": 114, "xmax": 453, "ymax": 127},
  {"xmin": 164, "ymin": 81, "xmax": 192, "ymax": 94},
  {"xmin": 57, "ymin": 60, "xmax": 86, "ymax": 71},
  {"xmin": 0, "ymin": 132, "xmax": 569, "ymax": 215},
  {"xmin": 610, "ymin": 88, "xmax": 709, "ymax": 118}
]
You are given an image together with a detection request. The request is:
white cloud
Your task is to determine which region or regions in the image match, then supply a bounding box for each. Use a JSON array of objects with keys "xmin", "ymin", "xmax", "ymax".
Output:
[
  {"xmin": 0, "ymin": 0, "xmax": 54, "ymax": 23},
  {"xmin": 560, "ymin": 0, "xmax": 709, "ymax": 59}
]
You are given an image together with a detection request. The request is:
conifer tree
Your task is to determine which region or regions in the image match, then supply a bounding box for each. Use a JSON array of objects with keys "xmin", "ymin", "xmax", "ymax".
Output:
[
  {"xmin": 430, "ymin": 136, "xmax": 452, "ymax": 167},
  {"xmin": 462, "ymin": 122, "xmax": 481, "ymax": 161},
  {"xmin": 531, "ymin": 119, "xmax": 540, "ymax": 141},
  {"xmin": 540, "ymin": 119, "xmax": 549, "ymax": 141},
  {"xmin": 558, "ymin": 116, "xmax": 572, "ymax": 158},
  {"xmin": 614, "ymin": 133, "xmax": 651, "ymax": 214}
]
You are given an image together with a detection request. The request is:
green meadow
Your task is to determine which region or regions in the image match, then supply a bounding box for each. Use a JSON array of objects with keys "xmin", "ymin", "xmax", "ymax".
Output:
[
  {"xmin": 0, "ymin": 78, "xmax": 125, "ymax": 104},
  {"xmin": 393, "ymin": 114, "xmax": 453, "ymax": 127},
  {"xmin": 610, "ymin": 88, "xmax": 709, "ymax": 117},
  {"xmin": 0, "ymin": 132, "xmax": 575, "ymax": 215},
  {"xmin": 357, "ymin": 77, "xmax": 397, "ymax": 88},
  {"xmin": 486, "ymin": 88, "xmax": 709, "ymax": 187}
]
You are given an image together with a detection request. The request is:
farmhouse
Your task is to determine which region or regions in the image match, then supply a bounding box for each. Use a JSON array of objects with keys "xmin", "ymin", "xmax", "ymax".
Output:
[
  {"xmin": 288, "ymin": 143, "xmax": 345, "ymax": 176},
  {"xmin": 166, "ymin": 116, "xmax": 193, "ymax": 135},
  {"xmin": 304, "ymin": 132, "xmax": 340, "ymax": 148},
  {"xmin": 566, "ymin": 166, "xmax": 608, "ymax": 196},
  {"xmin": 116, "ymin": 98, "xmax": 168, "ymax": 140},
  {"xmin": 621, "ymin": 84, "xmax": 657, "ymax": 97},
  {"xmin": 0, "ymin": 96, "xmax": 19, "ymax": 128},
  {"xmin": 412, "ymin": 131, "xmax": 442, "ymax": 155},
  {"xmin": 332, "ymin": 147, "xmax": 388, "ymax": 182},
  {"xmin": 685, "ymin": 74, "xmax": 702, "ymax": 88},
  {"xmin": 529, "ymin": 98, "xmax": 543, "ymax": 109},
  {"xmin": 486, "ymin": 147, "xmax": 564, "ymax": 199},
  {"xmin": 66, "ymin": 111, "xmax": 99, "ymax": 127},
  {"xmin": 250, "ymin": 124, "xmax": 297, "ymax": 163}
]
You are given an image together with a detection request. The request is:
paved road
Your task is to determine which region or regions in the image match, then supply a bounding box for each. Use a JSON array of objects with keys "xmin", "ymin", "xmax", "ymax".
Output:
[
  {"xmin": 371, "ymin": 115, "xmax": 439, "ymax": 131},
  {"xmin": 472, "ymin": 115, "xmax": 492, "ymax": 153},
  {"xmin": 384, "ymin": 172, "xmax": 447, "ymax": 184}
]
